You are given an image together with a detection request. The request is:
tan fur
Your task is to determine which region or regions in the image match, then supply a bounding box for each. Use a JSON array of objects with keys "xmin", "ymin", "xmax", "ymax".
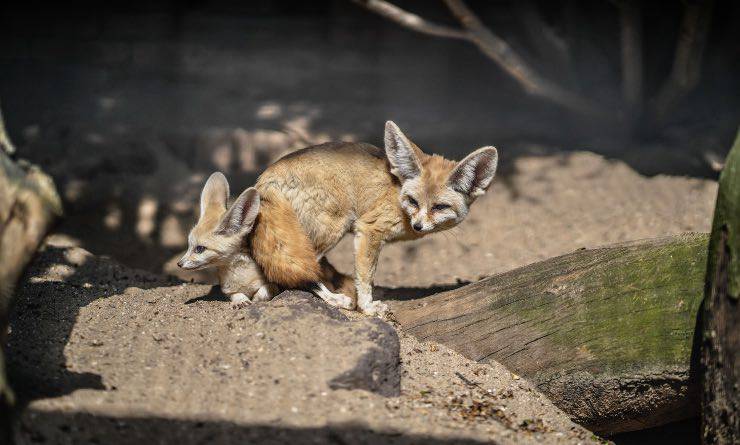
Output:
[
  {"xmin": 179, "ymin": 174, "xmax": 273, "ymax": 306},
  {"xmin": 249, "ymin": 122, "xmax": 498, "ymax": 315},
  {"xmin": 249, "ymin": 188, "xmax": 323, "ymax": 288}
]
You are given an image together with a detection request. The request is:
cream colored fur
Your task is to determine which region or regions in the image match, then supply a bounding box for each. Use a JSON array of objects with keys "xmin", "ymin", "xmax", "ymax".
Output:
[{"xmin": 178, "ymin": 172, "xmax": 274, "ymax": 308}]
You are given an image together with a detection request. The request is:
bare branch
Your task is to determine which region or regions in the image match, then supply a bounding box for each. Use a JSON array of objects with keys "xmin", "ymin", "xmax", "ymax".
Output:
[
  {"xmin": 351, "ymin": 0, "xmax": 605, "ymax": 116},
  {"xmin": 652, "ymin": 0, "xmax": 714, "ymax": 122},
  {"xmin": 619, "ymin": 0, "xmax": 643, "ymax": 109},
  {"xmin": 442, "ymin": 0, "xmax": 603, "ymax": 116},
  {"xmin": 516, "ymin": 0, "xmax": 572, "ymax": 77},
  {"xmin": 351, "ymin": 0, "xmax": 469, "ymax": 40}
]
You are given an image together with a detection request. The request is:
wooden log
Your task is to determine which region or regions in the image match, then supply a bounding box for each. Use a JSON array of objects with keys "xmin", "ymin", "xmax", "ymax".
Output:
[
  {"xmin": 390, "ymin": 233, "xmax": 708, "ymax": 434},
  {"xmin": 0, "ymin": 148, "xmax": 62, "ymax": 421},
  {"xmin": 701, "ymin": 129, "xmax": 740, "ymax": 445}
]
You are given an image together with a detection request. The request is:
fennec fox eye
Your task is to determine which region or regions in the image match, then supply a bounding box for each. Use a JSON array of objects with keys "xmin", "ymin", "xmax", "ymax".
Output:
[
  {"xmin": 194, "ymin": 245, "xmax": 206, "ymax": 254},
  {"xmin": 406, "ymin": 196, "xmax": 419, "ymax": 208},
  {"xmin": 432, "ymin": 203, "xmax": 451, "ymax": 212}
]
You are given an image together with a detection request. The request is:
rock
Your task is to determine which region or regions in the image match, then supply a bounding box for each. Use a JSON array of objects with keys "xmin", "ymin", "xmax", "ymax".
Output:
[
  {"xmin": 243, "ymin": 290, "xmax": 401, "ymax": 397},
  {"xmin": 7, "ymin": 239, "xmax": 601, "ymax": 444}
]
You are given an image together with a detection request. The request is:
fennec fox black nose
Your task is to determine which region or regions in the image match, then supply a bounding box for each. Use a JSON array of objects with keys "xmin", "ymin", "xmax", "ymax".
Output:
[
  {"xmin": 177, "ymin": 260, "xmax": 184, "ymax": 268},
  {"xmin": 412, "ymin": 223, "xmax": 423, "ymax": 232}
]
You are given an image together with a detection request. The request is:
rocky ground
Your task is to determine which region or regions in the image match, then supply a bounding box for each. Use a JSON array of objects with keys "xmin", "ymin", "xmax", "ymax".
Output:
[
  {"xmin": 6, "ymin": 144, "xmax": 719, "ymax": 444},
  {"xmin": 8, "ymin": 237, "xmax": 603, "ymax": 444}
]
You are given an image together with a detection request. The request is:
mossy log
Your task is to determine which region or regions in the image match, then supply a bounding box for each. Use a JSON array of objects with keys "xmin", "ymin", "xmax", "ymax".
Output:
[
  {"xmin": 701, "ymin": 130, "xmax": 740, "ymax": 445},
  {"xmin": 0, "ymin": 148, "xmax": 62, "ymax": 421},
  {"xmin": 390, "ymin": 233, "xmax": 708, "ymax": 434}
]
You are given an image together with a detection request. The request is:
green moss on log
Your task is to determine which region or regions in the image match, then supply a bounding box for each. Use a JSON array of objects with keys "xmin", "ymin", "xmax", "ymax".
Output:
[{"xmin": 392, "ymin": 234, "xmax": 708, "ymax": 433}]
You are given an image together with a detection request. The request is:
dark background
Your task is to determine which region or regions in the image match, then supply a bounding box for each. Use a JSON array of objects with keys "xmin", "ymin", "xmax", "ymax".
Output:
[
  {"xmin": 1, "ymin": 0, "xmax": 739, "ymax": 178},
  {"xmin": 2, "ymin": 0, "xmax": 738, "ymax": 276}
]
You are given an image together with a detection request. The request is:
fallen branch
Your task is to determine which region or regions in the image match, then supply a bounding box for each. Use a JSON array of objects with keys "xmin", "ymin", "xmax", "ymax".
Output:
[{"xmin": 390, "ymin": 233, "xmax": 708, "ymax": 434}]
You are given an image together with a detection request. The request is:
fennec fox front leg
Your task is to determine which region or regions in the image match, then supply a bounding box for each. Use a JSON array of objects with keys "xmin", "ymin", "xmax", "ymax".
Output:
[{"xmin": 353, "ymin": 225, "xmax": 386, "ymax": 316}]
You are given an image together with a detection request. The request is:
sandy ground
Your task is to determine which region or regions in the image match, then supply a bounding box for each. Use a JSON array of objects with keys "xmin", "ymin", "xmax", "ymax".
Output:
[{"xmin": 8, "ymin": 238, "xmax": 602, "ymax": 444}]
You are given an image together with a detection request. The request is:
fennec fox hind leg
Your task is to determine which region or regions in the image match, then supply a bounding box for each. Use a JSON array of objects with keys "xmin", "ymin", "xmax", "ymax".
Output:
[{"xmin": 319, "ymin": 257, "xmax": 356, "ymax": 300}]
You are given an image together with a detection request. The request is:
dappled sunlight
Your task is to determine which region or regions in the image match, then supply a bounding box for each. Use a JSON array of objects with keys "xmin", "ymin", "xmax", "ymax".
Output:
[
  {"xmin": 17, "ymin": 107, "xmax": 358, "ymax": 277},
  {"xmin": 135, "ymin": 196, "xmax": 158, "ymax": 240},
  {"xmin": 103, "ymin": 203, "xmax": 122, "ymax": 230}
]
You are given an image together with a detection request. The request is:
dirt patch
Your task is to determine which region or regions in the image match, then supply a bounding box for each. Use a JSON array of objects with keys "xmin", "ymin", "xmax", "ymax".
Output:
[{"xmin": 8, "ymin": 239, "xmax": 603, "ymax": 444}]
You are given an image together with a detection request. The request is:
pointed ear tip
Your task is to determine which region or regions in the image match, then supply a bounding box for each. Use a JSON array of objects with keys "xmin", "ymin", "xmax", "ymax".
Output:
[
  {"xmin": 238, "ymin": 187, "xmax": 259, "ymax": 198},
  {"xmin": 480, "ymin": 146, "xmax": 498, "ymax": 155},
  {"xmin": 206, "ymin": 171, "xmax": 229, "ymax": 187},
  {"xmin": 385, "ymin": 120, "xmax": 403, "ymax": 134}
]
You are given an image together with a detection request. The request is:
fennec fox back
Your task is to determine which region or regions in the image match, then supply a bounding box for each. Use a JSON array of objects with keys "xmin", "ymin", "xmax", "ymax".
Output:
[{"xmin": 251, "ymin": 121, "xmax": 498, "ymax": 316}]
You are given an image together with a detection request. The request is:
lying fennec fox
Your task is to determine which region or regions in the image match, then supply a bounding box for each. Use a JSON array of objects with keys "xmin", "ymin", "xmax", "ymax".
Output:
[
  {"xmin": 249, "ymin": 121, "xmax": 498, "ymax": 316},
  {"xmin": 177, "ymin": 173, "xmax": 276, "ymax": 308}
]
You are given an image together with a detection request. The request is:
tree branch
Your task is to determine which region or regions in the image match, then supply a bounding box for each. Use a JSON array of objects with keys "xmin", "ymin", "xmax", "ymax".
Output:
[
  {"xmin": 619, "ymin": 0, "xmax": 643, "ymax": 110},
  {"xmin": 516, "ymin": 0, "xmax": 572, "ymax": 79},
  {"xmin": 351, "ymin": 0, "xmax": 605, "ymax": 117},
  {"xmin": 652, "ymin": 0, "xmax": 714, "ymax": 122},
  {"xmin": 351, "ymin": 0, "xmax": 469, "ymax": 40},
  {"xmin": 442, "ymin": 0, "xmax": 602, "ymax": 116}
]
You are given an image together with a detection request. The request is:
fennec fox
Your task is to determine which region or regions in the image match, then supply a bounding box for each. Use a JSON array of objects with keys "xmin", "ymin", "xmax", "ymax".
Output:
[
  {"xmin": 178, "ymin": 172, "xmax": 275, "ymax": 308},
  {"xmin": 251, "ymin": 121, "xmax": 498, "ymax": 316}
]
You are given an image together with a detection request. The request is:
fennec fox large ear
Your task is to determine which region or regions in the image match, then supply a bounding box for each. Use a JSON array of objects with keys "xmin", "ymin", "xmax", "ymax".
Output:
[
  {"xmin": 448, "ymin": 147, "xmax": 498, "ymax": 199},
  {"xmin": 218, "ymin": 187, "xmax": 260, "ymax": 235},
  {"xmin": 384, "ymin": 121, "xmax": 421, "ymax": 181},
  {"xmin": 201, "ymin": 172, "xmax": 230, "ymax": 219}
]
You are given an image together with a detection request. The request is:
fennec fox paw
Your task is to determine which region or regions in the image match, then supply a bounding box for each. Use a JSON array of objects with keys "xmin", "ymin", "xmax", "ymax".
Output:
[
  {"xmin": 314, "ymin": 283, "xmax": 356, "ymax": 310},
  {"xmin": 360, "ymin": 300, "xmax": 389, "ymax": 317},
  {"xmin": 230, "ymin": 292, "xmax": 251, "ymax": 309},
  {"xmin": 251, "ymin": 285, "xmax": 275, "ymax": 303}
]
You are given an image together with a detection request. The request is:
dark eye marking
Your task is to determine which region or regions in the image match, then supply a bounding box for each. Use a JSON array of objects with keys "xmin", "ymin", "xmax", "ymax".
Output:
[
  {"xmin": 432, "ymin": 203, "xmax": 451, "ymax": 212},
  {"xmin": 194, "ymin": 245, "xmax": 206, "ymax": 254},
  {"xmin": 407, "ymin": 196, "xmax": 419, "ymax": 208}
]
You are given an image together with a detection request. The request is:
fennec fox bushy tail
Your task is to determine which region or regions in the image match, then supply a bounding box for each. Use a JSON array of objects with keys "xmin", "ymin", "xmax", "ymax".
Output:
[
  {"xmin": 250, "ymin": 121, "xmax": 498, "ymax": 316},
  {"xmin": 177, "ymin": 173, "xmax": 278, "ymax": 308}
]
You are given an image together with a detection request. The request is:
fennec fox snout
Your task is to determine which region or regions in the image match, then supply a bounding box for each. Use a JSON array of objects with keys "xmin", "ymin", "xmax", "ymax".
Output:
[
  {"xmin": 178, "ymin": 172, "xmax": 275, "ymax": 308},
  {"xmin": 250, "ymin": 121, "xmax": 498, "ymax": 316}
]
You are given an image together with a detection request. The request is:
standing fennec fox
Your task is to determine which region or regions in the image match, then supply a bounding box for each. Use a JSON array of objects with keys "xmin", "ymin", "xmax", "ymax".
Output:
[
  {"xmin": 250, "ymin": 121, "xmax": 498, "ymax": 316},
  {"xmin": 177, "ymin": 173, "xmax": 275, "ymax": 308}
]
